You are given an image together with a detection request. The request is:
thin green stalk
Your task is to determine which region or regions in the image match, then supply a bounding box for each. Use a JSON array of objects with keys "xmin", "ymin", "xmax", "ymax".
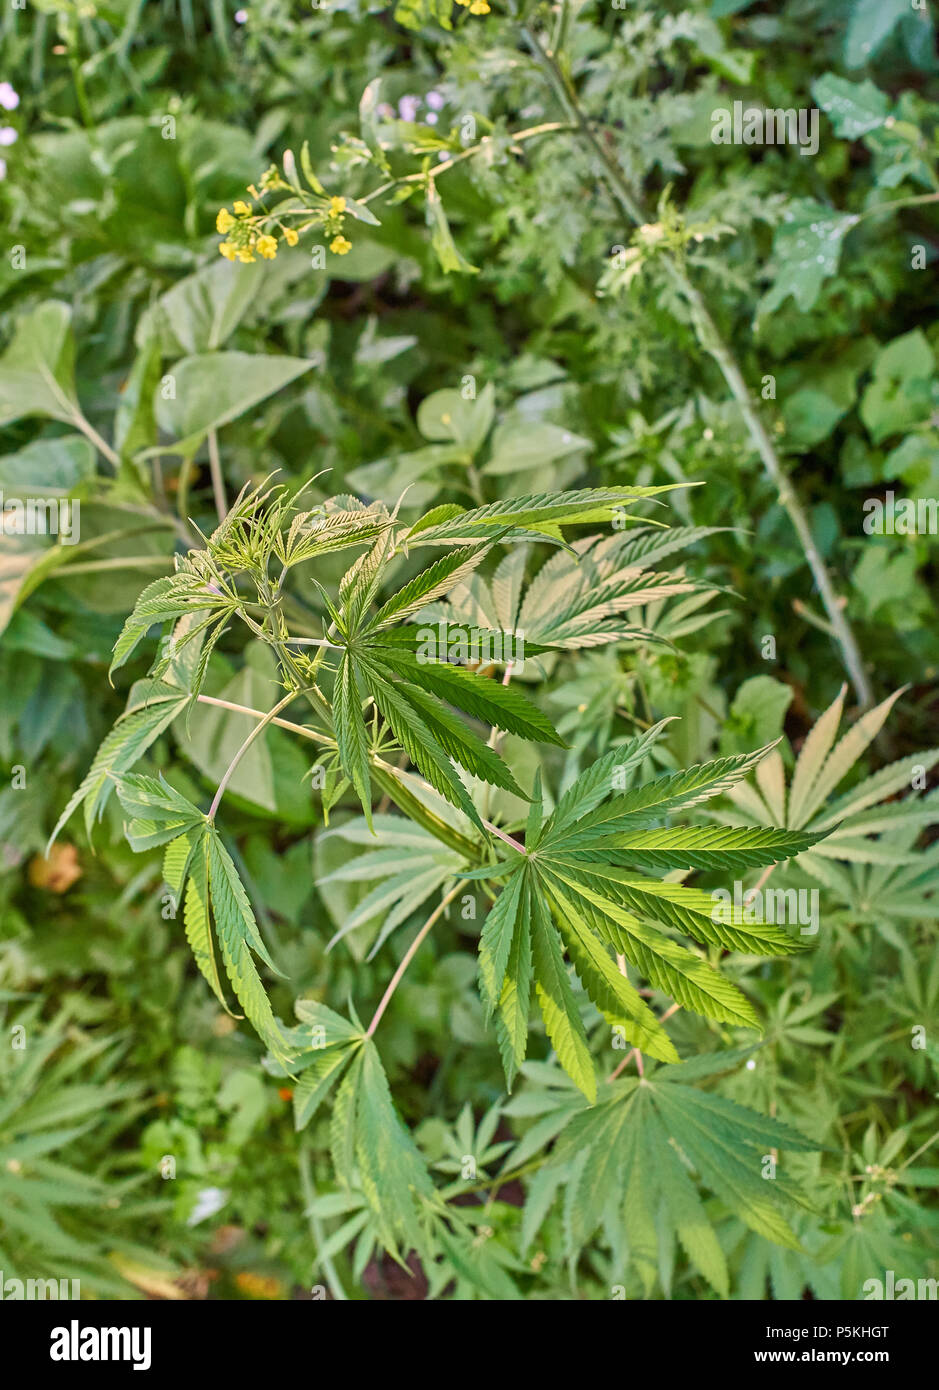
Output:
[
  {"xmin": 207, "ymin": 429, "xmax": 228, "ymax": 523},
  {"xmin": 520, "ymin": 22, "xmax": 874, "ymax": 708},
  {"xmin": 360, "ymin": 121, "xmax": 574, "ymax": 206},
  {"xmin": 299, "ymin": 1145, "xmax": 348, "ymax": 1301},
  {"xmin": 53, "ymin": 556, "xmax": 174, "ymax": 575},
  {"xmin": 365, "ymin": 880, "xmax": 467, "ymax": 1036},
  {"xmin": 207, "ymin": 689, "xmax": 301, "ymax": 821},
  {"xmin": 195, "ymin": 693, "xmax": 335, "ymax": 748}
]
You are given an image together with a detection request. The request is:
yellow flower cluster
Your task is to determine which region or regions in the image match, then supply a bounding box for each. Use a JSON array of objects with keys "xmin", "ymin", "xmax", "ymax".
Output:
[
  {"xmin": 323, "ymin": 196, "xmax": 351, "ymax": 255},
  {"xmin": 216, "ymin": 184, "xmax": 354, "ymax": 263},
  {"xmin": 455, "ymin": 0, "xmax": 491, "ymax": 11},
  {"xmin": 216, "ymin": 199, "xmax": 297, "ymax": 262}
]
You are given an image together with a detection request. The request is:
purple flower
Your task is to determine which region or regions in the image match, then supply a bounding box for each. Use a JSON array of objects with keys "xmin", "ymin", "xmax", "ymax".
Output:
[
  {"xmin": 234, "ymin": 8, "xmax": 247, "ymax": 20},
  {"xmin": 426, "ymin": 90, "xmax": 445, "ymax": 111},
  {"xmin": 425, "ymin": 112, "xmax": 438, "ymax": 126},
  {"xmin": 0, "ymin": 159, "xmax": 6, "ymax": 180},
  {"xmin": 0, "ymin": 83, "xmax": 18, "ymax": 112},
  {"xmin": 0, "ymin": 128, "xmax": 17, "ymax": 147},
  {"xmin": 398, "ymin": 94, "xmax": 420, "ymax": 123}
]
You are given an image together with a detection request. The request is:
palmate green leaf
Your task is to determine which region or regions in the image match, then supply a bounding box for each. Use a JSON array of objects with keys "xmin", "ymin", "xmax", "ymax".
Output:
[
  {"xmin": 176, "ymin": 830, "xmax": 231, "ymax": 1013},
  {"xmin": 47, "ymin": 681, "xmax": 190, "ymax": 851},
  {"xmin": 367, "ymin": 546, "xmax": 487, "ymax": 630},
  {"xmin": 364, "ymin": 658, "xmax": 527, "ymax": 801},
  {"xmin": 317, "ymin": 819, "xmax": 464, "ymax": 959},
  {"xmin": 545, "ymin": 743, "xmax": 781, "ymax": 848},
  {"xmin": 551, "ymin": 862, "xmax": 808, "ymax": 957},
  {"xmin": 474, "ymin": 738, "xmax": 823, "ymax": 1092},
  {"xmin": 329, "ymin": 536, "xmax": 564, "ymax": 826},
  {"xmin": 292, "ymin": 1048, "xmax": 358, "ymax": 1131},
  {"xmin": 543, "ymin": 1070, "xmax": 819, "ymax": 1279},
  {"xmin": 515, "ymin": 535, "xmax": 707, "ymax": 649},
  {"xmin": 406, "ymin": 486, "xmax": 681, "ymax": 547},
  {"xmin": 650, "ymin": 1115, "xmax": 730, "ymax": 1297},
  {"xmin": 721, "ymin": 686, "xmax": 939, "ymax": 879},
  {"xmin": 360, "ymin": 659, "xmax": 491, "ymax": 835},
  {"xmin": 478, "ymin": 864, "xmax": 526, "ymax": 1017},
  {"xmin": 788, "ymin": 686, "xmax": 905, "ymax": 830},
  {"xmin": 421, "ymin": 528, "xmax": 722, "ymax": 655},
  {"xmin": 330, "ymin": 1051, "xmax": 363, "ymax": 1192},
  {"xmin": 116, "ymin": 776, "xmax": 292, "ymax": 1066},
  {"xmin": 292, "ymin": 998, "xmax": 363, "ymax": 1048},
  {"xmin": 109, "ymin": 573, "xmax": 231, "ymax": 677},
  {"xmin": 338, "ymin": 526, "xmax": 398, "ymax": 634},
  {"xmin": 546, "ymin": 724, "xmax": 675, "ymax": 835},
  {"xmin": 273, "ymin": 1000, "xmax": 365, "ymax": 1128},
  {"xmin": 115, "ymin": 773, "xmax": 206, "ymax": 852}
]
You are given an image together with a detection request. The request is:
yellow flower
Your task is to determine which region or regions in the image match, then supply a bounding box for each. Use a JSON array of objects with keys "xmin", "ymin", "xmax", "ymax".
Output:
[
  {"xmin": 233, "ymin": 199, "xmax": 251, "ymax": 216},
  {"xmin": 218, "ymin": 241, "xmax": 236, "ymax": 261},
  {"xmin": 330, "ymin": 235, "xmax": 352, "ymax": 255},
  {"xmin": 216, "ymin": 208, "xmax": 235, "ymax": 234},
  {"xmin": 283, "ymin": 226, "xmax": 299, "ymax": 247},
  {"xmin": 469, "ymin": 0, "xmax": 490, "ymax": 12},
  {"xmin": 256, "ymin": 234, "xmax": 278, "ymax": 260},
  {"xmin": 237, "ymin": 247, "xmax": 256, "ymax": 263},
  {"xmin": 329, "ymin": 196, "xmax": 346, "ymax": 215}
]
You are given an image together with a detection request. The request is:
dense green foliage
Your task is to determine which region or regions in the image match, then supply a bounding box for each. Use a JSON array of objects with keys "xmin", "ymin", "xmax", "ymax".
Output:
[{"xmin": 0, "ymin": 0, "xmax": 937, "ymax": 1301}]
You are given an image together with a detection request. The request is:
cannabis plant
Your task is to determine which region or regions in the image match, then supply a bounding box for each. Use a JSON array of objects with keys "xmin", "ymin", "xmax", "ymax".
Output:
[{"xmin": 49, "ymin": 480, "xmax": 834, "ymax": 1280}]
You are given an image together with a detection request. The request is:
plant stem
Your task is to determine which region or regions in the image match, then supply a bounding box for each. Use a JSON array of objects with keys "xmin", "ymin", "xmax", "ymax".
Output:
[
  {"xmin": 607, "ymin": 1001, "xmax": 680, "ymax": 1081},
  {"xmin": 195, "ymin": 693, "xmax": 335, "ymax": 747},
  {"xmin": 360, "ymin": 121, "xmax": 575, "ymax": 206},
  {"xmin": 74, "ymin": 412, "xmax": 122, "ymax": 468},
  {"xmin": 520, "ymin": 23, "xmax": 874, "ymax": 708},
  {"xmin": 679, "ymin": 280, "xmax": 872, "ymax": 706},
  {"xmin": 54, "ymin": 556, "xmax": 174, "ymax": 575},
  {"xmin": 207, "ymin": 689, "xmax": 301, "ymax": 821},
  {"xmin": 854, "ymin": 190, "xmax": 939, "ymax": 223},
  {"xmin": 365, "ymin": 880, "xmax": 467, "ymax": 1036},
  {"xmin": 207, "ymin": 429, "xmax": 228, "ymax": 523},
  {"xmin": 483, "ymin": 820, "xmax": 526, "ymax": 854},
  {"xmin": 298, "ymin": 1145, "xmax": 347, "ymax": 1301}
]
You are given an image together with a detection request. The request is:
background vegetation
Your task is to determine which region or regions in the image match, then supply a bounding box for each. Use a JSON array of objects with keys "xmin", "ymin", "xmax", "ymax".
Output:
[{"xmin": 0, "ymin": 0, "xmax": 937, "ymax": 1300}]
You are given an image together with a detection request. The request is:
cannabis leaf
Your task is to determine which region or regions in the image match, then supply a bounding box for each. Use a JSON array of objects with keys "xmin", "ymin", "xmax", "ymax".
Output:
[
  {"xmin": 316, "ymin": 813, "xmax": 466, "ymax": 957},
  {"xmin": 478, "ymin": 730, "xmax": 825, "ymax": 1097},
  {"xmin": 546, "ymin": 1055, "xmax": 820, "ymax": 1292},
  {"xmin": 47, "ymin": 679, "xmax": 190, "ymax": 850},
  {"xmin": 422, "ymin": 527, "xmax": 722, "ymax": 654},
  {"xmin": 405, "ymin": 486, "xmax": 679, "ymax": 548},
  {"xmin": 722, "ymin": 684, "xmax": 939, "ymax": 866},
  {"xmin": 115, "ymin": 774, "xmax": 295, "ymax": 1068},
  {"xmin": 329, "ymin": 536, "xmax": 564, "ymax": 831}
]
